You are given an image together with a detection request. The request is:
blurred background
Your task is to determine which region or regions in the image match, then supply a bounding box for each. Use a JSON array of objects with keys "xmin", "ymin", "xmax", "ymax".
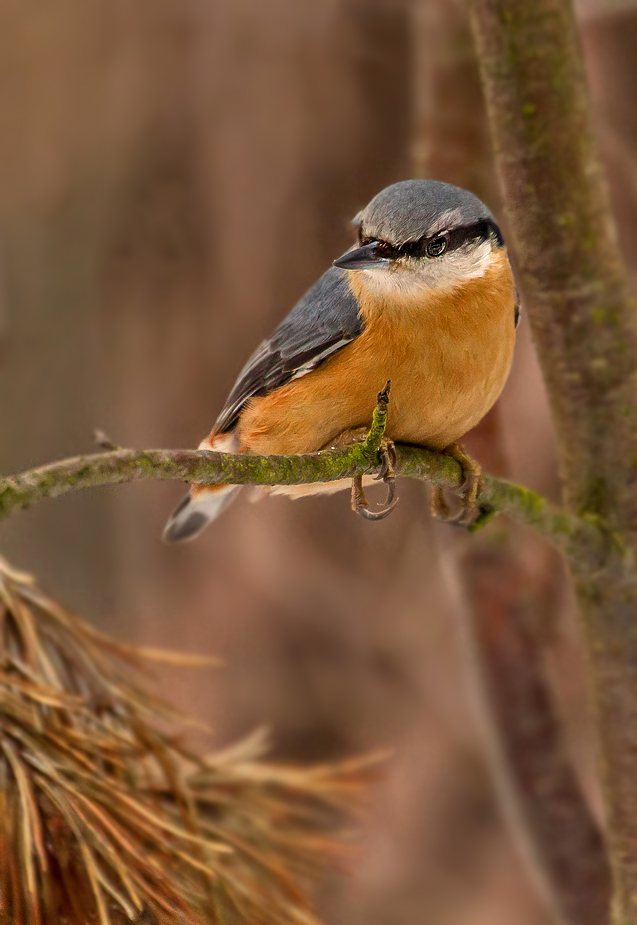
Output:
[{"xmin": 0, "ymin": 0, "xmax": 635, "ymax": 921}]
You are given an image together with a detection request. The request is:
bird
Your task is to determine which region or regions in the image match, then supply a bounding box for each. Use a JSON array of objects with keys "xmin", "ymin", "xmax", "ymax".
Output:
[{"xmin": 162, "ymin": 179, "xmax": 518, "ymax": 543}]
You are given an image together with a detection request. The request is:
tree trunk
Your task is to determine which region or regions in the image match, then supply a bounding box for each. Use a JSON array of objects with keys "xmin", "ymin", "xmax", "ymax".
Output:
[
  {"xmin": 414, "ymin": 5, "xmax": 609, "ymax": 919},
  {"xmin": 467, "ymin": 2, "xmax": 637, "ymax": 921}
]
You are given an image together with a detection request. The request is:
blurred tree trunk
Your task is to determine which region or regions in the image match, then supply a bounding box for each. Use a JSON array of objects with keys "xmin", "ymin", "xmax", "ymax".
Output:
[
  {"xmin": 414, "ymin": 4, "xmax": 609, "ymax": 922},
  {"xmin": 468, "ymin": 2, "xmax": 637, "ymax": 922}
]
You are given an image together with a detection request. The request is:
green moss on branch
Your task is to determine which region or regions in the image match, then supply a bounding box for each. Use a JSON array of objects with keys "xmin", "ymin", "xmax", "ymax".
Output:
[{"xmin": 0, "ymin": 441, "xmax": 603, "ymax": 556}]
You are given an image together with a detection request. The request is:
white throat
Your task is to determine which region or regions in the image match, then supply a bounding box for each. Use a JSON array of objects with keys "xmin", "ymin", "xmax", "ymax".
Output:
[{"xmin": 360, "ymin": 240, "xmax": 495, "ymax": 298}]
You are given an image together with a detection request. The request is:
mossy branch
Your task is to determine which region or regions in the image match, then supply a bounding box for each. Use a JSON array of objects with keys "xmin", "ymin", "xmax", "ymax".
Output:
[{"xmin": 0, "ymin": 431, "xmax": 603, "ymax": 557}]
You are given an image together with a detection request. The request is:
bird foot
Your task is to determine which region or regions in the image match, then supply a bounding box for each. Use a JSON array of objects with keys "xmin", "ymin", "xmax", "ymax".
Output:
[
  {"xmin": 373, "ymin": 438, "xmax": 397, "ymax": 483},
  {"xmin": 352, "ymin": 439, "xmax": 398, "ymax": 521},
  {"xmin": 431, "ymin": 442, "xmax": 483, "ymax": 528}
]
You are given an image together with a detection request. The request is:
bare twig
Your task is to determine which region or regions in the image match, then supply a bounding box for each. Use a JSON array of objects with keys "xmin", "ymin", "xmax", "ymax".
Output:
[
  {"xmin": 351, "ymin": 381, "xmax": 398, "ymax": 520},
  {"xmin": 92, "ymin": 429, "xmax": 121, "ymax": 452},
  {"xmin": 0, "ymin": 439, "xmax": 605, "ymax": 556}
]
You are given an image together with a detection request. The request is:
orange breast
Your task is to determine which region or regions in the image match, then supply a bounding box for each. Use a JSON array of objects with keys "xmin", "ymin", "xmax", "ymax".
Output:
[{"xmin": 237, "ymin": 250, "xmax": 517, "ymax": 455}]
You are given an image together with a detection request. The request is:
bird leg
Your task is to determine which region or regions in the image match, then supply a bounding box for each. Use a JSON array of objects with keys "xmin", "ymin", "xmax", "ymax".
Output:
[
  {"xmin": 321, "ymin": 429, "xmax": 397, "ymax": 519},
  {"xmin": 431, "ymin": 442, "xmax": 483, "ymax": 527},
  {"xmin": 352, "ymin": 380, "xmax": 398, "ymax": 520},
  {"xmin": 325, "ymin": 382, "xmax": 398, "ymax": 521},
  {"xmin": 351, "ymin": 439, "xmax": 398, "ymax": 521}
]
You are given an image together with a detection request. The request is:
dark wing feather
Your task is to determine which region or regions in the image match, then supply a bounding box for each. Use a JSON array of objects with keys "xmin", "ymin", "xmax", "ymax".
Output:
[{"xmin": 214, "ymin": 267, "xmax": 363, "ymax": 433}]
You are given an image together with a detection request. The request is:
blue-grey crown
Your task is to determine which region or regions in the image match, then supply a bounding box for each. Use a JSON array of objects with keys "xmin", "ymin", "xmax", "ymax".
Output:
[{"xmin": 356, "ymin": 179, "xmax": 497, "ymax": 247}]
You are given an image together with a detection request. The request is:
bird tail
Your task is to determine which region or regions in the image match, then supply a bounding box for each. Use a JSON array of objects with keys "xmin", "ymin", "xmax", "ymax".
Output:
[
  {"xmin": 162, "ymin": 484, "xmax": 239, "ymax": 543},
  {"xmin": 162, "ymin": 432, "xmax": 240, "ymax": 544}
]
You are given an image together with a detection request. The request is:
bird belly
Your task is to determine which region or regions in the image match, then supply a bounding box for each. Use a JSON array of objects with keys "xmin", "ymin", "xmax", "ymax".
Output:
[
  {"xmin": 386, "ymin": 319, "xmax": 515, "ymax": 448},
  {"xmin": 237, "ymin": 254, "xmax": 516, "ymax": 456}
]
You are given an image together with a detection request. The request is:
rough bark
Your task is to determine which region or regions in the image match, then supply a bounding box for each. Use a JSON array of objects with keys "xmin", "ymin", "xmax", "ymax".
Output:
[
  {"xmin": 0, "ymin": 440, "xmax": 604, "ymax": 555},
  {"xmin": 467, "ymin": 2, "xmax": 637, "ymax": 921},
  {"xmin": 414, "ymin": 5, "xmax": 611, "ymax": 919}
]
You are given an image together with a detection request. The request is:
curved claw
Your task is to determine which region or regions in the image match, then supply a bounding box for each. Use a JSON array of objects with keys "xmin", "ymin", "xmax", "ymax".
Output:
[
  {"xmin": 431, "ymin": 491, "xmax": 477, "ymax": 527},
  {"xmin": 373, "ymin": 476, "xmax": 397, "ymax": 516},
  {"xmin": 430, "ymin": 443, "xmax": 484, "ymax": 528},
  {"xmin": 430, "ymin": 484, "xmax": 450, "ymax": 521},
  {"xmin": 357, "ymin": 499, "xmax": 398, "ymax": 521},
  {"xmin": 373, "ymin": 440, "xmax": 398, "ymax": 482},
  {"xmin": 440, "ymin": 507, "xmax": 475, "ymax": 528},
  {"xmin": 357, "ymin": 488, "xmax": 398, "ymax": 520},
  {"xmin": 373, "ymin": 460, "xmax": 388, "ymax": 482},
  {"xmin": 352, "ymin": 473, "xmax": 398, "ymax": 521}
]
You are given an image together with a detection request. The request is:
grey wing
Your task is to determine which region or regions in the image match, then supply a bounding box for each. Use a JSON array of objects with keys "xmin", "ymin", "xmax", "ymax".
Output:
[{"xmin": 214, "ymin": 266, "xmax": 363, "ymax": 434}]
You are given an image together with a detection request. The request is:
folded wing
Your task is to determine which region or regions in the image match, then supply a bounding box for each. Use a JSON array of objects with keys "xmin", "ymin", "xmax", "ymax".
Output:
[{"xmin": 214, "ymin": 266, "xmax": 364, "ymax": 434}]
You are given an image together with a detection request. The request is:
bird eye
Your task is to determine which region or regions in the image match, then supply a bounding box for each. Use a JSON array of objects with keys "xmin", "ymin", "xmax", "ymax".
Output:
[{"xmin": 426, "ymin": 237, "xmax": 447, "ymax": 258}]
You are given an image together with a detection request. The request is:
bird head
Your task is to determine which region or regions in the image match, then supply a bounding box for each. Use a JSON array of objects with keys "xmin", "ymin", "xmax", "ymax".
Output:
[{"xmin": 333, "ymin": 179, "xmax": 504, "ymax": 295}]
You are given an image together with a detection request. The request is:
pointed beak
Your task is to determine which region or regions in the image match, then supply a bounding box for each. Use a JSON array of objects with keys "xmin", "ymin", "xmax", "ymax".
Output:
[{"xmin": 332, "ymin": 241, "xmax": 391, "ymax": 270}]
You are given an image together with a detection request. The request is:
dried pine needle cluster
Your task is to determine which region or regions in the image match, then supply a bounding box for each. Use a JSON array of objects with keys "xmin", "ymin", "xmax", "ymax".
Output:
[{"xmin": 0, "ymin": 557, "xmax": 370, "ymax": 925}]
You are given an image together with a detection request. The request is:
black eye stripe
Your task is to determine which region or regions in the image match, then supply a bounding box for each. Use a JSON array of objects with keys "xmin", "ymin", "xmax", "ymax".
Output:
[{"xmin": 359, "ymin": 219, "xmax": 503, "ymax": 259}]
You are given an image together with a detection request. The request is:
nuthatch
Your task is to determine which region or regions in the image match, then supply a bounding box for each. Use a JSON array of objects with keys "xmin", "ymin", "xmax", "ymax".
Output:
[{"xmin": 163, "ymin": 179, "xmax": 518, "ymax": 542}]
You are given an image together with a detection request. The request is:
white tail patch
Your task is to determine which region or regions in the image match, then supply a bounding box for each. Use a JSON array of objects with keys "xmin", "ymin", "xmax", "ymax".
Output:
[
  {"xmin": 162, "ymin": 432, "xmax": 240, "ymax": 543},
  {"xmin": 198, "ymin": 432, "xmax": 239, "ymax": 454},
  {"xmin": 162, "ymin": 485, "xmax": 239, "ymax": 543}
]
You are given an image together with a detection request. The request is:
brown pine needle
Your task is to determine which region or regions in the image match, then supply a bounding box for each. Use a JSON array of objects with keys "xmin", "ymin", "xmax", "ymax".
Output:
[{"xmin": 0, "ymin": 556, "xmax": 375, "ymax": 924}]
